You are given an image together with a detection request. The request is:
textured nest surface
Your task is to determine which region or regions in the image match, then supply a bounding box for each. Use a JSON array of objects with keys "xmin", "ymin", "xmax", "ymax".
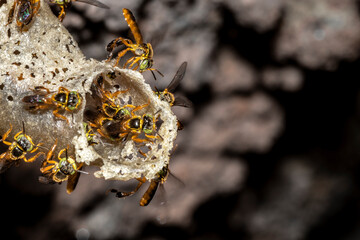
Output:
[{"xmin": 0, "ymin": 0, "xmax": 177, "ymax": 181}]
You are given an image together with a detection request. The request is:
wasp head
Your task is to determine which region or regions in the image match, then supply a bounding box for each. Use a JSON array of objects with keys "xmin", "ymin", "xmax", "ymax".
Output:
[{"xmin": 67, "ymin": 91, "xmax": 81, "ymax": 110}]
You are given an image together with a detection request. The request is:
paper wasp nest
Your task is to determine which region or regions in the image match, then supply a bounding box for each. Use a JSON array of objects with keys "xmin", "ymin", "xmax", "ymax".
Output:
[{"xmin": 0, "ymin": 0, "xmax": 177, "ymax": 181}]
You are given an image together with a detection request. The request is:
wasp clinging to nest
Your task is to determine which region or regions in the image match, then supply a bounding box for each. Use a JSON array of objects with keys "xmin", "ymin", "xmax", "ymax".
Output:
[
  {"xmin": 0, "ymin": 123, "xmax": 44, "ymax": 173},
  {"xmin": 39, "ymin": 139, "xmax": 86, "ymax": 194}
]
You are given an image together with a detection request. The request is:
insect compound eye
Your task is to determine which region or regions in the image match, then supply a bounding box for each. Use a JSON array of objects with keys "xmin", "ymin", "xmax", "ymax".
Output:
[
  {"xmin": 139, "ymin": 59, "xmax": 151, "ymax": 71},
  {"xmin": 18, "ymin": 2, "xmax": 32, "ymax": 25}
]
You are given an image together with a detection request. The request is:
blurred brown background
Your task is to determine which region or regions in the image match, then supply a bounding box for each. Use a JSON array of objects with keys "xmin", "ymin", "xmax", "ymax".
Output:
[{"xmin": 2, "ymin": 0, "xmax": 360, "ymax": 239}]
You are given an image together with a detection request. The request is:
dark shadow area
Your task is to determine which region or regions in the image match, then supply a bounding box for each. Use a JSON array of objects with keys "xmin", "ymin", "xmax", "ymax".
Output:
[{"xmin": 217, "ymin": 4, "xmax": 283, "ymax": 70}]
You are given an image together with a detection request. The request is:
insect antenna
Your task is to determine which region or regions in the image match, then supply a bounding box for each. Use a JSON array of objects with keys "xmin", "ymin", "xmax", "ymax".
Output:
[
  {"xmin": 150, "ymin": 69, "xmax": 164, "ymax": 81},
  {"xmin": 76, "ymin": 169, "xmax": 89, "ymax": 175},
  {"xmin": 155, "ymin": 69, "xmax": 164, "ymax": 77},
  {"xmin": 154, "ymin": 86, "xmax": 160, "ymax": 94},
  {"xmin": 151, "ymin": 70, "xmax": 157, "ymax": 81},
  {"xmin": 22, "ymin": 121, "xmax": 26, "ymax": 135}
]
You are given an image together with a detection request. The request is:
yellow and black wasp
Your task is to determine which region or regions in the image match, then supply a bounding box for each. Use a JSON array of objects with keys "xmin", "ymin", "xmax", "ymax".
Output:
[
  {"xmin": 106, "ymin": 8, "xmax": 163, "ymax": 79},
  {"xmin": 154, "ymin": 62, "xmax": 193, "ymax": 108},
  {"xmin": 39, "ymin": 139, "xmax": 86, "ymax": 194},
  {"xmin": 22, "ymin": 86, "xmax": 82, "ymax": 124},
  {"xmin": 0, "ymin": 123, "xmax": 44, "ymax": 173},
  {"xmin": 154, "ymin": 62, "xmax": 193, "ymax": 130}
]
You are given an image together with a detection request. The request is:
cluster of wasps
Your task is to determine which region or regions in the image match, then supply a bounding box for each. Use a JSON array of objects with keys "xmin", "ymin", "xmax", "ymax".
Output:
[{"xmin": 4, "ymin": 1, "xmax": 192, "ymax": 206}]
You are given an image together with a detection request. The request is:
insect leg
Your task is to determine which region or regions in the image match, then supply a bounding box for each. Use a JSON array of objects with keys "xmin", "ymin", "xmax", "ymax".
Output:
[
  {"xmin": 114, "ymin": 48, "xmax": 131, "ymax": 67},
  {"xmin": 1, "ymin": 124, "xmax": 13, "ymax": 146},
  {"xmin": 129, "ymin": 57, "xmax": 141, "ymax": 70},
  {"xmin": 130, "ymin": 100, "xmax": 150, "ymax": 115},
  {"xmin": 7, "ymin": 1, "xmax": 17, "ymax": 25},
  {"xmin": 25, "ymin": 151, "xmax": 45, "ymax": 163},
  {"xmin": 53, "ymin": 109, "xmax": 69, "ymax": 124},
  {"xmin": 58, "ymin": 6, "xmax": 66, "ymax": 22},
  {"xmin": 110, "ymin": 177, "xmax": 146, "ymax": 198},
  {"xmin": 123, "ymin": 56, "xmax": 136, "ymax": 69},
  {"xmin": 40, "ymin": 164, "xmax": 55, "ymax": 173}
]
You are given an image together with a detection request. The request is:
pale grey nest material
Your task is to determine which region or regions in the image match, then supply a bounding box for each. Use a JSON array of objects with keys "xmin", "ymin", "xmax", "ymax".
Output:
[{"xmin": 0, "ymin": 0, "xmax": 177, "ymax": 181}]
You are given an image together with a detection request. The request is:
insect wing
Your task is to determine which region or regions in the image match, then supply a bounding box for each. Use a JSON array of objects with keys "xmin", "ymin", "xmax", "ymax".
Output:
[
  {"xmin": 140, "ymin": 181, "xmax": 159, "ymax": 206},
  {"xmin": 0, "ymin": 158, "xmax": 17, "ymax": 174},
  {"xmin": 123, "ymin": 8, "xmax": 143, "ymax": 45},
  {"xmin": 167, "ymin": 62, "xmax": 187, "ymax": 93},
  {"xmin": 74, "ymin": 0, "xmax": 109, "ymax": 9},
  {"xmin": 66, "ymin": 164, "xmax": 83, "ymax": 194},
  {"xmin": 157, "ymin": 183, "xmax": 168, "ymax": 206},
  {"xmin": 22, "ymin": 94, "xmax": 47, "ymax": 105},
  {"xmin": 38, "ymin": 175, "xmax": 57, "ymax": 184},
  {"xmin": 173, "ymin": 95, "xmax": 193, "ymax": 108}
]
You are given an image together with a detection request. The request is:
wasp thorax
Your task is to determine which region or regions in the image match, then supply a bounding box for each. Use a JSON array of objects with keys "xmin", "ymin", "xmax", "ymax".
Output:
[
  {"xmin": 114, "ymin": 108, "xmax": 130, "ymax": 120},
  {"xmin": 129, "ymin": 118, "xmax": 141, "ymax": 129},
  {"xmin": 12, "ymin": 146, "xmax": 24, "ymax": 158},
  {"xmin": 104, "ymin": 105, "xmax": 117, "ymax": 117},
  {"xmin": 16, "ymin": 135, "xmax": 33, "ymax": 152},
  {"xmin": 135, "ymin": 48, "xmax": 146, "ymax": 56},
  {"xmin": 54, "ymin": 93, "xmax": 67, "ymax": 104}
]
